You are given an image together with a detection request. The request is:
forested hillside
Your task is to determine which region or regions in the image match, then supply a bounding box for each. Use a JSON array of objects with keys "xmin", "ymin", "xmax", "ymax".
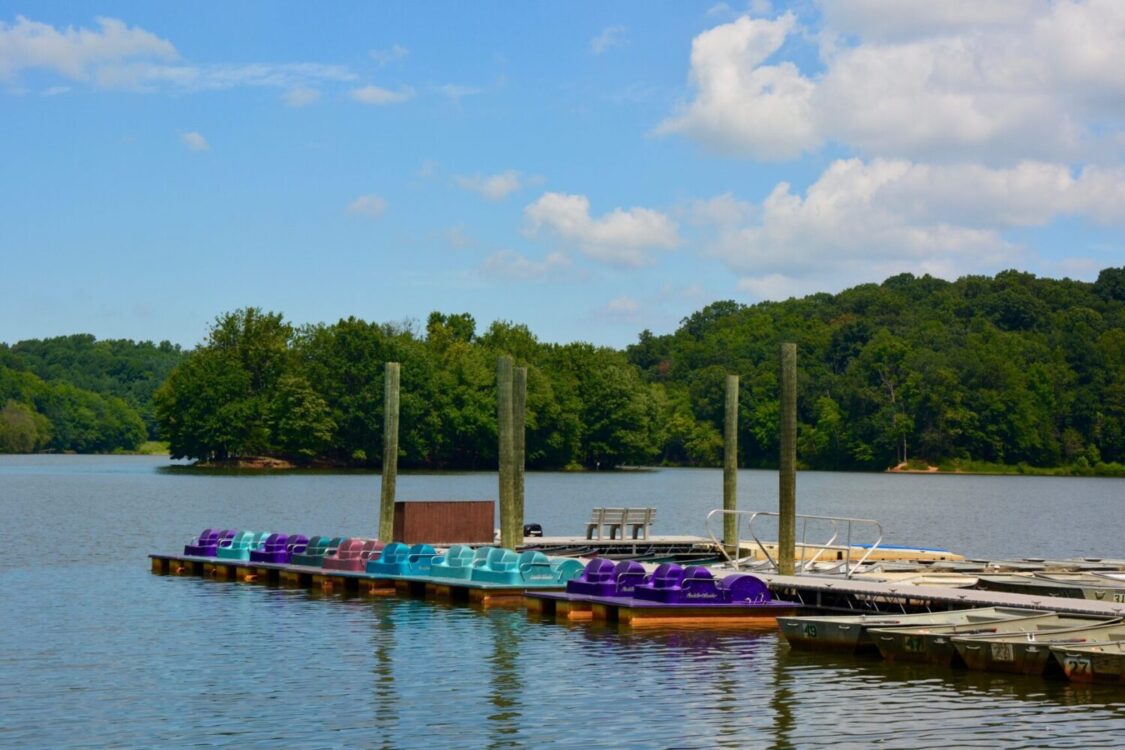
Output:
[
  {"xmin": 0, "ymin": 336, "xmax": 185, "ymax": 453},
  {"xmin": 152, "ymin": 268, "xmax": 1123, "ymax": 474}
]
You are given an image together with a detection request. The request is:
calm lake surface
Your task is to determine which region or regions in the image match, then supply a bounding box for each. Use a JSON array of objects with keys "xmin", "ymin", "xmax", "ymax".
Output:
[{"xmin": 1, "ymin": 455, "xmax": 1122, "ymax": 749}]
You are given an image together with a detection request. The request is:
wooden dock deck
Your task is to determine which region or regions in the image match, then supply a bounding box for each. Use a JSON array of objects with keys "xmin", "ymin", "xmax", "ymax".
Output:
[{"xmin": 757, "ymin": 572, "xmax": 1125, "ymax": 618}]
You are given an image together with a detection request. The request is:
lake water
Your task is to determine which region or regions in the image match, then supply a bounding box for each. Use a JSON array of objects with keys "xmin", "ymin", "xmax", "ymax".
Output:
[{"xmin": 1, "ymin": 455, "xmax": 1122, "ymax": 748}]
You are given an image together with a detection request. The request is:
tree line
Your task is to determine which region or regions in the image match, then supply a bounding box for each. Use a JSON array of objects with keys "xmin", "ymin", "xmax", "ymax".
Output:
[
  {"xmin": 0, "ymin": 335, "xmax": 184, "ymax": 453},
  {"xmin": 2, "ymin": 268, "xmax": 1121, "ymax": 473}
]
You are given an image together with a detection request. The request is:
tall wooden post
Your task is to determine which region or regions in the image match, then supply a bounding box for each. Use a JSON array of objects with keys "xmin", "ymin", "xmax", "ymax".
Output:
[
  {"xmin": 513, "ymin": 367, "xmax": 527, "ymax": 545},
  {"xmin": 378, "ymin": 361, "xmax": 400, "ymax": 541},
  {"xmin": 779, "ymin": 343, "xmax": 797, "ymax": 575},
  {"xmin": 497, "ymin": 356, "xmax": 515, "ymax": 548},
  {"xmin": 723, "ymin": 374, "xmax": 739, "ymax": 553}
]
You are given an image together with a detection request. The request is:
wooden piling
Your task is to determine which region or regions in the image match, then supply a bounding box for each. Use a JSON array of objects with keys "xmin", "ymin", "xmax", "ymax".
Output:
[
  {"xmin": 497, "ymin": 356, "xmax": 515, "ymax": 548},
  {"xmin": 779, "ymin": 343, "xmax": 797, "ymax": 576},
  {"xmin": 724, "ymin": 374, "xmax": 739, "ymax": 552},
  {"xmin": 513, "ymin": 366, "xmax": 527, "ymax": 547},
  {"xmin": 379, "ymin": 362, "xmax": 401, "ymax": 542}
]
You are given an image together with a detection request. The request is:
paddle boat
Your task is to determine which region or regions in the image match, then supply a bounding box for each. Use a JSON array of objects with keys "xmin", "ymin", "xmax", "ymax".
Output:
[
  {"xmin": 953, "ymin": 619, "xmax": 1125, "ymax": 675},
  {"xmin": 322, "ymin": 538, "xmax": 385, "ymax": 572},
  {"xmin": 215, "ymin": 530, "xmax": 271, "ymax": 562},
  {"xmin": 248, "ymin": 533, "xmax": 309, "ymax": 564},
  {"xmin": 184, "ymin": 528, "xmax": 233, "ymax": 557},
  {"xmin": 469, "ymin": 548, "xmax": 584, "ymax": 585},
  {"xmin": 584, "ymin": 563, "xmax": 798, "ymax": 627},
  {"xmin": 366, "ymin": 542, "xmax": 438, "ymax": 577},
  {"xmin": 290, "ymin": 536, "xmax": 345, "ymax": 567},
  {"xmin": 429, "ymin": 545, "xmax": 491, "ymax": 580},
  {"xmin": 525, "ymin": 558, "xmax": 651, "ymax": 620}
]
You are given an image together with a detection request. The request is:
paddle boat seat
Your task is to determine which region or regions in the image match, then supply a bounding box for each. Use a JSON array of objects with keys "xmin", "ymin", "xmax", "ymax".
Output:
[
  {"xmin": 366, "ymin": 543, "xmax": 438, "ymax": 576},
  {"xmin": 216, "ymin": 530, "xmax": 270, "ymax": 561},
  {"xmin": 323, "ymin": 538, "xmax": 385, "ymax": 572},
  {"xmin": 470, "ymin": 548, "xmax": 521, "ymax": 584},
  {"xmin": 567, "ymin": 559, "xmax": 649, "ymax": 597},
  {"xmin": 286, "ymin": 534, "xmax": 310, "ymax": 557},
  {"xmin": 184, "ymin": 528, "xmax": 224, "ymax": 557},
  {"xmin": 520, "ymin": 552, "xmax": 585, "ymax": 584},
  {"xmin": 249, "ymin": 533, "xmax": 309, "ymax": 564},
  {"xmin": 291, "ymin": 536, "xmax": 344, "ymax": 567},
  {"xmin": 430, "ymin": 545, "xmax": 482, "ymax": 580},
  {"xmin": 633, "ymin": 566, "xmax": 773, "ymax": 604}
]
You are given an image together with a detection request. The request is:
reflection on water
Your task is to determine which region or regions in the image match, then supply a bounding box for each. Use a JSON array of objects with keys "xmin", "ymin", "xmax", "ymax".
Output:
[{"xmin": 1, "ymin": 455, "xmax": 1123, "ymax": 749}]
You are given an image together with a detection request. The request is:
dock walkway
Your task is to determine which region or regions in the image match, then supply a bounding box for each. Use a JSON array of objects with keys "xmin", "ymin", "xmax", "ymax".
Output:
[{"xmin": 758, "ymin": 572, "xmax": 1125, "ymax": 618}]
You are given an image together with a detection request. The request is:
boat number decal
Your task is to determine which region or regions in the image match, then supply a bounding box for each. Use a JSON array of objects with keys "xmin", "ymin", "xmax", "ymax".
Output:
[
  {"xmin": 803, "ymin": 624, "xmax": 818, "ymax": 638},
  {"xmin": 1064, "ymin": 655, "xmax": 1092, "ymax": 675},
  {"xmin": 991, "ymin": 643, "xmax": 1014, "ymax": 662},
  {"xmin": 1113, "ymin": 592, "xmax": 1125, "ymax": 603},
  {"xmin": 905, "ymin": 636, "xmax": 924, "ymax": 653}
]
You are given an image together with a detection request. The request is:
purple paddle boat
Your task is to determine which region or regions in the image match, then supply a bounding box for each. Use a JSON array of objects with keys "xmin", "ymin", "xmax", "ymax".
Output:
[
  {"xmin": 632, "ymin": 564, "xmax": 772, "ymax": 604},
  {"xmin": 526, "ymin": 558, "xmax": 650, "ymax": 620},
  {"xmin": 184, "ymin": 528, "xmax": 235, "ymax": 557},
  {"xmin": 248, "ymin": 533, "xmax": 309, "ymax": 564}
]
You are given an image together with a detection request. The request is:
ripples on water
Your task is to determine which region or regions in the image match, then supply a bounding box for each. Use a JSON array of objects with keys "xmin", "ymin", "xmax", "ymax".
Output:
[{"xmin": 0, "ymin": 456, "xmax": 1122, "ymax": 749}]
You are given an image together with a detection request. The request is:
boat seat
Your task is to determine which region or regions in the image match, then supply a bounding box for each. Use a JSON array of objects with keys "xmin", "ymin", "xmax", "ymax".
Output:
[{"xmin": 184, "ymin": 528, "xmax": 221, "ymax": 556}]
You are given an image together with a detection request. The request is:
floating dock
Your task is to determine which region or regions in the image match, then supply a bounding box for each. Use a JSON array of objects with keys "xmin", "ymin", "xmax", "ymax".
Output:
[{"xmin": 152, "ymin": 550, "xmax": 1125, "ymax": 620}]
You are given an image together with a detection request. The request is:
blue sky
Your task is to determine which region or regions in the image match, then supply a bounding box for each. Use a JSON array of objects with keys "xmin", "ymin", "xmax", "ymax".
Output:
[{"xmin": 1, "ymin": 1, "xmax": 1122, "ymax": 349}]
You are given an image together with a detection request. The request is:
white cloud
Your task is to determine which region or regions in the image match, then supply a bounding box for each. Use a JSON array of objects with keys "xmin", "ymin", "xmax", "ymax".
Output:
[
  {"xmin": 437, "ymin": 84, "xmax": 483, "ymax": 101},
  {"xmin": 0, "ymin": 15, "xmax": 177, "ymax": 81},
  {"xmin": 698, "ymin": 157, "xmax": 1125, "ymax": 300},
  {"xmin": 283, "ymin": 86, "xmax": 319, "ymax": 107},
  {"xmin": 689, "ymin": 193, "xmax": 755, "ymax": 226},
  {"xmin": 0, "ymin": 18, "xmax": 358, "ymax": 95},
  {"xmin": 525, "ymin": 192, "xmax": 679, "ymax": 268},
  {"xmin": 350, "ymin": 84, "xmax": 415, "ymax": 104},
  {"xmin": 180, "ymin": 131, "xmax": 208, "ymax": 151},
  {"xmin": 820, "ymin": 0, "xmax": 1045, "ymax": 41},
  {"xmin": 370, "ymin": 43, "xmax": 409, "ymax": 66},
  {"xmin": 347, "ymin": 194, "xmax": 387, "ymax": 218},
  {"xmin": 662, "ymin": 3, "xmax": 1125, "ymax": 163},
  {"xmin": 605, "ymin": 295, "xmax": 640, "ymax": 314},
  {"xmin": 656, "ymin": 13, "xmax": 819, "ymax": 160},
  {"xmin": 590, "ymin": 25, "xmax": 627, "ymax": 55},
  {"xmin": 455, "ymin": 170, "xmax": 523, "ymax": 200},
  {"xmin": 481, "ymin": 250, "xmax": 573, "ymax": 281},
  {"xmin": 41, "ymin": 85, "xmax": 70, "ymax": 96}
]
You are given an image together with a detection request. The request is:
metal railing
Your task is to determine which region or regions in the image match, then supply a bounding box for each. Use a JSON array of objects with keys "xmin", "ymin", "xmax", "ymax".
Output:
[{"xmin": 705, "ymin": 509, "xmax": 884, "ymax": 579}]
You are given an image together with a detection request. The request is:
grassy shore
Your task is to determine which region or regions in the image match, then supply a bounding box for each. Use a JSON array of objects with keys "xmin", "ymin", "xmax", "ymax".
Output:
[{"xmin": 890, "ymin": 458, "xmax": 1125, "ymax": 478}]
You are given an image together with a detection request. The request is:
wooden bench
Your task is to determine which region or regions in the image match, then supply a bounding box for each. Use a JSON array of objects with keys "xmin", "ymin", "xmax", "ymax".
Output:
[{"xmin": 586, "ymin": 507, "xmax": 655, "ymax": 540}]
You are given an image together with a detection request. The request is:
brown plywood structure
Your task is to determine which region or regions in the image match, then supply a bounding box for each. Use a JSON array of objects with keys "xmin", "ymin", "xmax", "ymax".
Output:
[{"xmin": 392, "ymin": 500, "xmax": 495, "ymax": 544}]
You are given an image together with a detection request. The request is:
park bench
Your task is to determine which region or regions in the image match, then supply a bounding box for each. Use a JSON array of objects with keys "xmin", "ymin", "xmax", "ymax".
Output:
[{"xmin": 585, "ymin": 506, "xmax": 656, "ymax": 540}]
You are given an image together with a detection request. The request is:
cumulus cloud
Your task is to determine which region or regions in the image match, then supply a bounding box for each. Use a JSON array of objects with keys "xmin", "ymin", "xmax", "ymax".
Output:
[
  {"xmin": 455, "ymin": 170, "xmax": 522, "ymax": 200},
  {"xmin": 0, "ymin": 15, "xmax": 177, "ymax": 81},
  {"xmin": 524, "ymin": 192, "xmax": 679, "ymax": 267},
  {"xmin": 283, "ymin": 86, "xmax": 319, "ymax": 107},
  {"xmin": 661, "ymin": 2, "xmax": 1125, "ymax": 163},
  {"xmin": 697, "ymin": 157, "xmax": 1125, "ymax": 300},
  {"xmin": 480, "ymin": 250, "xmax": 573, "ymax": 281},
  {"xmin": 347, "ymin": 194, "xmax": 387, "ymax": 218},
  {"xmin": 180, "ymin": 131, "xmax": 208, "ymax": 151},
  {"xmin": 590, "ymin": 25, "xmax": 627, "ymax": 55},
  {"xmin": 350, "ymin": 84, "xmax": 415, "ymax": 104},
  {"xmin": 656, "ymin": 13, "xmax": 818, "ymax": 159}
]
